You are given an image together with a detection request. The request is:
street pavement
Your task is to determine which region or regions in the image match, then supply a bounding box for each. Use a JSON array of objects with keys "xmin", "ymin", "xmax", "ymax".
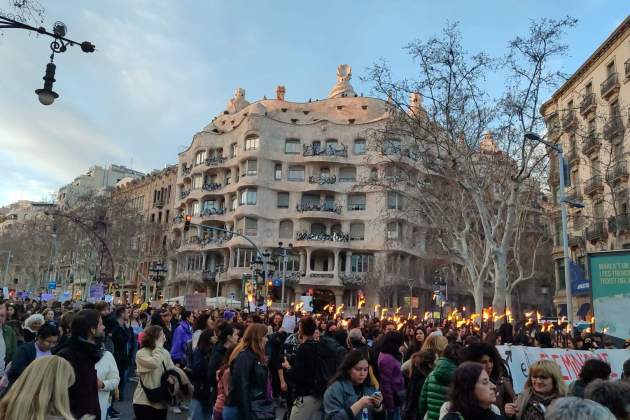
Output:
[{"xmin": 114, "ymin": 377, "xmax": 287, "ymax": 419}]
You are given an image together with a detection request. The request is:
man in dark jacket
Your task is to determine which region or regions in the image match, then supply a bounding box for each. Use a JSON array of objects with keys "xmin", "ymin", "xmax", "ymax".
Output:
[
  {"xmin": 8, "ymin": 321, "xmax": 59, "ymax": 384},
  {"xmin": 108, "ymin": 306, "xmax": 131, "ymax": 400},
  {"xmin": 55, "ymin": 309, "xmax": 105, "ymax": 419}
]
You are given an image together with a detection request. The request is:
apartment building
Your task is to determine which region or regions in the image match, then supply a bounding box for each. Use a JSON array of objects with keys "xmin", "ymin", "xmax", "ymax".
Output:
[
  {"xmin": 541, "ymin": 16, "xmax": 630, "ymax": 319},
  {"xmin": 167, "ymin": 66, "xmax": 448, "ymax": 312}
]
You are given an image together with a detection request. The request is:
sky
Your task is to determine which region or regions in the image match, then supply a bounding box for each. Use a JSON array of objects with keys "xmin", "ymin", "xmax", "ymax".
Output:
[{"xmin": 0, "ymin": 0, "xmax": 627, "ymax": 206}]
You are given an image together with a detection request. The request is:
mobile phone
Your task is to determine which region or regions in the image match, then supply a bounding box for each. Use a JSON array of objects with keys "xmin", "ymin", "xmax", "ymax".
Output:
[{"xmin": 372, "ymin": 391, "xmax": 382, "ymax": 398}]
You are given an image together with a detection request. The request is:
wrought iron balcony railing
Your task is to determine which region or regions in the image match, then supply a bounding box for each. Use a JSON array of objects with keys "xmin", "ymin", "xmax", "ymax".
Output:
[
  {"xmin": 202, "ymin": 182, "xmax": 223, "ymax": 192},
  {"xmin": 603, "ymin": 117, "xmax": 625, "ymax": 144},
  {"xmin": 561, "ymin": 111, "xmax": 577, "ymax": 130},
  {"xmin": 308, "ymin": 175, "xmax": 337, "ymax": 185},
  {"xmin": 609, "ymin": 161, "xmax": 628, "ymax": 183},
  {"xmin": 581, "ymin": 132, "xmax": 600, "ymax": 155},
  {"xmin": 339, "ymin": 272, "xmax": 368, "ymax": 287},
  {"xmin": 584, "ymin": 175, "xmax": 604, "ymax": 196},
  {"xmin": 180, "ymin": 190, "xmax": 191, "ymax": 199},
  {"xmin": 182, "ymin": 166, "xmax": 192, "ymax": 176},
  {"xmin": 205, "ymin": 156, "xmax": 226, "ymax": 166},
  {"xmin": 303, "ymin": 143, "xmax": 348, "ymax": 157},
  {"xmin": 600, "ymin": 72, "xmax": 620, "ymax": 98},
  {"xmin": 296, "ymin": 202, "xmax": 342, "ymax": 214},
  {"xmin": 295, "ymin": 231, "xmax": 350, "ymax": 242},
  {"xmin": 200, "ymin": 207, "xmax": 226, "ymax": 216},
  {"xmin": 608, "ymin": 214, "xmax": 630, "ymax": 234},
  {"xmin": 585, "ymin": 222, "xmax": 607, "ymax": 242},
  {"xmin": 579, "ymin": 93, "xmax": 596, "ymax": 115}
]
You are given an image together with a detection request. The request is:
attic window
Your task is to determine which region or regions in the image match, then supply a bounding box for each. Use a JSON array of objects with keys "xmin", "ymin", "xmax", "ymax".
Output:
[
  {"xmin": 348, "ymin": 119, "xmax": 355, "ymax": 124},
  {"xmin": 243, "ymin": 113, "xmax": 248, "ymax": 117},
  {"xmin": 281, "ymin": 108, "xmax": 288, "ymax": 112},
  {"xmin": 221, "ymin": 121, "xmax": 225, "ymax": 125},
  {"xmin": 231, "ymin": 120, "xmax": 235, "ymax": 124},
  {"xmin": 313, "ymin": 118, "xmax": 319, "ymax": 122},
  {"xmin": 361, "ymin": 105, "xmax": 368, "ymax": 110},
  {"xmin": 223, "ymin": 110, "xmax": 229, "ymax": 115},
  {"xmin": 337, "ymin": 105, "xmax": 343, "ymax": 110},
  {"xmin": 303, "ymin": 110, "xmax": 310, "ymax": 115},
  {"xmin": 291, "ymin": 118, "xmax": 298, "ymax": 123}
]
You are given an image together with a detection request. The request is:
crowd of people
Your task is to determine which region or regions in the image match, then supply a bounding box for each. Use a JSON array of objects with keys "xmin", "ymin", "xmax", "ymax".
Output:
[{"xmin": 0, "ymin": 297, "xmax": 628, "ymax": 420}]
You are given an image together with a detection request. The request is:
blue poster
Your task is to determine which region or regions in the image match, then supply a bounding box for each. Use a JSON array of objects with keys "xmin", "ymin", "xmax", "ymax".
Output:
[{"xmin": 89, "ymin": 284, "xmax": 104, "ymax": 299}]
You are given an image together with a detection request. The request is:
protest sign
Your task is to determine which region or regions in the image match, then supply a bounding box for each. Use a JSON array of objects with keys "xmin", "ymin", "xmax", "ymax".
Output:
[
  {"xmin": 497, "ymin": 345, "xmax": 630, "ymax": 393},
  {"xmin": 89, "ymin": 284, "xmax": 104, "ymax": 299},
  {"xmin": 184, "ymin": 293, "xmax": 205, "ymax": 311},
  {"xmin": 41, "ymin": 293, "xmax": 54, "ymax": 302},
  {"xmin": 281, "ymin": 314, "xmax": 297, "ymax": 333}
]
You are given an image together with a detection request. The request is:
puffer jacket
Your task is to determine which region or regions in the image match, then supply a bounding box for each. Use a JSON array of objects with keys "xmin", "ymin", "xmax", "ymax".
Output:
[{"xmin": 418, "ymin": 357, "xmax": 457, "ymax": 420}]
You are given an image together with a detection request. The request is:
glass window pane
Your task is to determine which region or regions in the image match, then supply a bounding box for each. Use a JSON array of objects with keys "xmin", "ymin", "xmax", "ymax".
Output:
[
  {"xmin": 288, "ymin": 166, "xmax": 305, "ymax": 181},
  {"xmin": 285, "ymin": 139, "xmax": 301, "ymax": 154},
  {"xmin": 277, "ymin": 192, "xmax": 289, "ymax": 208},
  {"xmin": 354, "ymin": 139, "xmax": 366, "ymax": 155}
]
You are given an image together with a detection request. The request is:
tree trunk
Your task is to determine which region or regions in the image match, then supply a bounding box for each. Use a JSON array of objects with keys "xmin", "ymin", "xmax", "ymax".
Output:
[
  {"xmin": 492, "ymin": 250, "xmax": 508, "ymax": 326},
  {"xmin": 473, "ymin": 283, "xmax": 484, "ymax": 314},
  {"xmin": 506, "ymin": 288, "xmax": 514, "ymax": 318}
]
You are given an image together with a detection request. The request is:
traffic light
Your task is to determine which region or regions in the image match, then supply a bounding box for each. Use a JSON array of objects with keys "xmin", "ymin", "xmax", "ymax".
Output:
[{"xmin": 184, "ymin": 215, "xmax": 192, "ymax": 231}]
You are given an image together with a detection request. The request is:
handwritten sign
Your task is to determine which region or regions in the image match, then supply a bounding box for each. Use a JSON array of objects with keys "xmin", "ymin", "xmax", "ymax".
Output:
[{"xmin": 184, "ymin": 294, "xmax": 205, "ymax": 311}]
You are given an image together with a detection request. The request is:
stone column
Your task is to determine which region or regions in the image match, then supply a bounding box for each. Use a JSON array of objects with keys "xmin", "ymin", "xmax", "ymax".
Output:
[
  {"xmin": 346, "ymin": 252, "xmax": 353, "ymax": 274},
  {"xmin": 328, "ymin": 253, "xmax": 334, "ymax": 272},
  {"xmin": 305, "ymin": 248, "xmax": 312, "ymax": 275},
  {"xmin": 334, "ymin": 289, "xmax": 344, "ymax": 307},
  {"xmin": 202, "ymin": 254, "xmax": 207, "ymax": 271},
  {"xmin": 299, "ymin": 250, "xmax": 306, "ymax": 272},
  {"xmin": 333, "ymin": 251, "xmax": 340, "ymax": 274}
]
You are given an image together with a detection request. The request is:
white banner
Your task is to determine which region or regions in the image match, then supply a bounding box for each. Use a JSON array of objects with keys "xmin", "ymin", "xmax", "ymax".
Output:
[{"xmin": 496, "ymin": 345, "xmax": 630, "ymax": 393}]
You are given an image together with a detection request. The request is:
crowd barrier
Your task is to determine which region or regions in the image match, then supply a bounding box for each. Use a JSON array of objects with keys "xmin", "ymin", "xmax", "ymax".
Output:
[{"xmin": 495, "ymin": 345, "xmax": 630, "ymax": 393}]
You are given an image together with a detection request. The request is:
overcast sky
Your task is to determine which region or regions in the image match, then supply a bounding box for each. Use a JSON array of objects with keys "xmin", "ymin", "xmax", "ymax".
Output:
[{"xmin": 0, "ymin": 1, "xmax": 627, "ymax": 206}]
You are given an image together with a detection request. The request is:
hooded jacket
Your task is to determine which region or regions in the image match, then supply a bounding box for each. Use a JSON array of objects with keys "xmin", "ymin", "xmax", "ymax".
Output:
[
  {"xmin": 170, "ymin": 320, "xmax": 193, "ymax": 363},
  {"xmin": 419, "ymin": 357, "xmax": 457, "ymax": 420}
]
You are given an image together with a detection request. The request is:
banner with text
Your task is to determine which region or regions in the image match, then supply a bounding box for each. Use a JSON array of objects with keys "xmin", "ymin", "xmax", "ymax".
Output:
[
  {"xmin": 496, "ymin": 345, "xmax": 630, "ymax": 393},
  {"xmin": 589, "ymin": 250, "xmax": 630, "ymax": 338}
]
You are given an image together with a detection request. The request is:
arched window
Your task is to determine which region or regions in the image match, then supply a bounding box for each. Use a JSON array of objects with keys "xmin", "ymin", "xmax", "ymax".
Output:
[
  {"xmin": 310, "ymin": 223, "xmax": 326, "ymax": 235},
  {"xmin": 387, "ymin": 221, "xmax": 403, "ymax": 239},
  {"xmin": 191, "ymin": 175, "xmax": 203, "ymax": 190},
  {"xmin": 279, "ymin": 220, "xmax": 293, "ymax": 239},
  {"xmin": 348, "ymin": 194, "xmax": 366, "ymax": 211},
  {"xmin": 331, "ymin": 223, "xmax": 342, "ymax": 234},
  {"xmin": 244, "ymin": 134, "xmax": 259, "ymax": 151},
  {"xmin": 349, "ymin": 222, "xmax": 365, "ymax": 240}
]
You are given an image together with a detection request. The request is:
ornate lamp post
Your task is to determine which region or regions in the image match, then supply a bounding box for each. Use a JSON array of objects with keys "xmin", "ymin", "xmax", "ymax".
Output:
[{"xmin": 0, "ymin": 15, "xmax": 95, "ymax": 105}]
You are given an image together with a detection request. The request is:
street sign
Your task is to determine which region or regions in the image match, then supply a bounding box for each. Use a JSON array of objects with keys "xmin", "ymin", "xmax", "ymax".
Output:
[
  {"xmin": 229, "ymin": 292, "xmax": 236, "ymax": 300},
  {"xmin": 48, "ymin": 281, "xmax": 57, "ymax": 290}
]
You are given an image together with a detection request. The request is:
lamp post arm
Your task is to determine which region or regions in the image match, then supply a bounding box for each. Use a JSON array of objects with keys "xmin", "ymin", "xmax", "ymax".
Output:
[
  {"xmin": 191, "ymin": 223, "xmax": 265, "ymax": 261},
  {"xmin": 0, "ymin": 14, "xmax": 95, "ymax": 52}
]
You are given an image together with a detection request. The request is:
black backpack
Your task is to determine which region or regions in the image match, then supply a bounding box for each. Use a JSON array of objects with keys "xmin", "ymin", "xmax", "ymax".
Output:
[
  {"xmin": 312, "ymin": 336, "xmax": 347, "ymax": 397},
  {"xmin": 139, "ymin": 361, "xmax": 171, "ymax": 404}
]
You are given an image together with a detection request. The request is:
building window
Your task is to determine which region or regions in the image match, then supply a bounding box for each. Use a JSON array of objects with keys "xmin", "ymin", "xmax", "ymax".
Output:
[
  {"xmin": 348, "ymin": 193, "xmax": 366, "ymax": 211},
  {"xmin": 192, "ymin": 175, "xmax": 203, "ymax": 189},
  {"xmin": 277, "ymin": 192, "xmax": 289, "ymax": 208},
  {"xmin": 274, "ymin": 163, "xmax": 282, "ymax": 180},
  {"xmin": 387, "ymin": 221, "xmax": 403, "ymax": 239},
  {"xmin": 244, "ymin": 217, "xmax": 258, "ymax": 236},
  {"xmin": 325, "ymin": 139, "xmax": 338, "ymax": 148},
  {"xmin": 279, "ymin": 220, "xmax": 293, "ymax": 239},
  {"xmin": 233, "ymin": 248, "xmax": 256, "ymax": 268},
  {"xmin": 339, "ymin": 167, "xmax": 356, "ymax": 182},
  {"xmin": 354, "ymin": 139, "xmax": 366, "ymax": 155},
  {"xmin": 195, "ymin": 150, "xmax": 207, "ymax": 166},
  {"xmin": 191, "ymin": 201, "xmax": 201, "ymax": 216},
  {"xmin": 310, "ymin": 223, "xmax": 326, "ymax": 235},
  {"xmin": 288, "ymin": 165, "xmax": 305, "ymax": 181},
  {"xmin": 388, "ymin": 191, "xmax": 403, "ymax": 210},
  {"xmin": 285, "ymin": 139, "xmax": 301, "ymax": 154},
  {"xmin": 230, "ymin": 195, "xmax": 237, "ymax": 211},
  {"xmin": 351, "ymin": 254, "xmax": 374, "ymax": 273},
  {"xmin": 246, "ymin": 159, "xmax": 257, "ymax": 176},
  {"xmin": 240, "ymin": 188, "xmax": 257, "ymax": 205},
  {"xmin": 382, "ymin": 138, "xmax": 401, "ymax": 155},
  {"xmin": 225, "ymin": 170, "xmax": 232, "ymax": 185},
  {"xmin": 349, "ymin": 222, "xmax": 365, "ymax": 240},
  {"xmin": 230, "ymin": 143, "xmax": 238, "ymax": 158},
  {"xmin": 244, "ymin": 135, "xmax": 259, "ymax": 151}
]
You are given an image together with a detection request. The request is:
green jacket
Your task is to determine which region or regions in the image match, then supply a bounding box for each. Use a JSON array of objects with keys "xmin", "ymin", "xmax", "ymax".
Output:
[
  {"xmin": 419, "ymin": 357, "xmax": 457, "ymax": 420},
  {"xmin": 2, "ymin": 325, "xmax": 17, "ymax": 366}
]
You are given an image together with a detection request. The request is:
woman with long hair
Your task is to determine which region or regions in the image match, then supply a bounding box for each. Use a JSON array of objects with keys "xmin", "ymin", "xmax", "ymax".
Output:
[
  {"xmin": 212, "ymin": 345, "xmax": 237, "ymax": 420},
  {"xmin": 419, "ymin": 343, "xmax": 461, "ymax": 420},
  {"xmin": 461, "ymin": 342, "xmax": 515, "ymax": 415},
  {"xmin": 0, "ymin": 355, "xmax": 76, "ymax": 420},
  {"xmin": 323, "ymin": 350, "xmax": 384, "ymax": 419},
  {"xmin": 189, "ymin": 329, "xmax": 216, "ymax": 420},
  {"xmin": 223, "ymin": 323, "xmax": 272, "ymax": 420},
  {"xmin": 133, "ymin": 325, "xmax": 176, "ymax": 420},
  {"xmin": 403, "ymin": 349, "xmax": 435, "ymax": 420},
  {"xmin": 505, "ymin": 359, "xmax": 567, "ymax": 420},
  {"xmin": 404, "ymin": 326, "xmax": 425, "ymax": 362},
  {"xmin": 441, "ymin": 362, "xmax": 503, "ymax": 420},
  {"xmin": 42, "ymin": 308, "xmax": 56, "ymax": 323},
  {"xmin": 378, "ymin": 331, "xmax": 405, "ymax": 420}
]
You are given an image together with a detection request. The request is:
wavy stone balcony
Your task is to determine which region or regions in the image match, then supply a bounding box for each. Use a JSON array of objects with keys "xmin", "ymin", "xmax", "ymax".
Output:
[
  {"xmin": 339, "ymin": 272, "xmax": 368, "ymax": 287},
  {"xmin": 205, "ymin": 156, "xmax": 227, "ymax": 167},
  {"xmin": 295, "ymin": 231, "xmax": 349, "ymax": 242}
]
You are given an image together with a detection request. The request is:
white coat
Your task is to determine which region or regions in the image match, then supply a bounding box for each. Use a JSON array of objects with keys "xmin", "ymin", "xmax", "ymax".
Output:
[{"xmin": 95, "ymin": 350, "xmax": 120, "ymax": 420}]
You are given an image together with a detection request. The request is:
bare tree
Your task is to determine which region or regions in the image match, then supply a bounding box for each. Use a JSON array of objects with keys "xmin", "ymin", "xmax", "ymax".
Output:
[{"xmin": 364, "ymin": 18, "xmax": 576, "ymax": 314}]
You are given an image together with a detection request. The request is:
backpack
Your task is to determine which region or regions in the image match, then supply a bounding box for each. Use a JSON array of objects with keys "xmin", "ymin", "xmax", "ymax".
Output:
[
  {"xmin": 313, "ymin": 336, "xmax": 347, "ymax": 397},
  {"xmin": 139, "ymin": 361, "xmax": 171, "ymax": 404}
]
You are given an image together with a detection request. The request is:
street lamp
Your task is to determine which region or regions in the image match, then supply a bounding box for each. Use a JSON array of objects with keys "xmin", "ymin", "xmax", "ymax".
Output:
[
  {"xmin": 0, "ymin": 15, "xmax": 95, "ymax": 105},
  {"xmin": 148, "ymin": 261, "xmax": 167, "ymax": 301},
  {"xmin": 525, "ymin": 132, "xmax": 584, "ymax": 328},
  {"xmin": 278, "ymin": 241, "xmax": 293, "ymax": 311}
]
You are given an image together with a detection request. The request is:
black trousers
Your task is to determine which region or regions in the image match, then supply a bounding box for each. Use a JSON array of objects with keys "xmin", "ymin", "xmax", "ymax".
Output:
[{"xmin": 133, "ymin": 403, "xmax": 167, "ymax": 420}]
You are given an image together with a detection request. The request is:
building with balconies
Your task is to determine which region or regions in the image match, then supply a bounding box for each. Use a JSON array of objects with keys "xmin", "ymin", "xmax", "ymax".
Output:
[
  {"xmin": 166, "ymin": 66, "xmax": 447, "ymax": 312},
  {"xmin": 541, "ymin": 15, "xmax": 630, "ymax": 321}
]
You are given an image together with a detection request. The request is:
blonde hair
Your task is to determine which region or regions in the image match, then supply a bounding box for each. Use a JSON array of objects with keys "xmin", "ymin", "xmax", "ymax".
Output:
[
  {"xmin": 0, "ymin": 355, "xmax": 76, "ymax": 420},
  {"xmin": 525, "ymin": 359, "xmax": 568, "ymax": 396},
  {"xmin": 421, "ymin": 334, "xmax": 448, "ymax": 356},
  {"xmin": 229, "ymin": 323, "xmax": 268, "ymax": 366}
]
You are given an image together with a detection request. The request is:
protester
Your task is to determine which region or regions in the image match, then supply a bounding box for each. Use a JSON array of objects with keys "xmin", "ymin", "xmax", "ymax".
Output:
[
  {"xmin": 95, "ymin": 340, "xmax": 120, "ymax": 420},
  {"xmin": 108, "ymin": 305, "xmax": 131, "ymax": 401},
  {"xmin": 460, "ymin": 342, "xmax": 515, "ymax": 414},
  {"xmin": 22, "ymin": 313, "xmax": 44, "ymax": 343},
  {"xmin": 377, "ymin": 331, "xmax": 405, "ymax": 420},
  {"xmin": 584, "ymin": 378, "xmax": 630, "ymax": 420},
  {"xmin": 545, "ymin": 396, "xmax": 616, "ymax": 420},
  {"xmin": 0, "ymin": 356, "xmax": 77, "ymax": 420},
  {"xmin": 441, "ymin": 362, "xmax": 503, "ymax": 419},
  {"xmin": 55, "ymin": 308, "xmax": 104, "ymax": 419},
  {"xmin": 171, "ymin": 310, "xmax": 194, "ymax": 366},
  {"xmin": 190, "ymin": 329, "xmax": 216, "ymax": 420},
  {"xmin": 404, "ymin": 326, "xmax": 425, "ymax": 362},
  {"xmin": 419, "ymin": 343, "xmax": 461, "ymax": 420},
  {"xmin": 224, "ymin": 323, "xmax": 272, "ymax": 420},
  {"xmin": 504, "ymin": 359, "xmax": 567, "ymax": 420},
  {"xmin": 568, "ymin": 358, "xmax": 611, "ymax": 398},
  {"xmin": 133, "ymin": 325, "xmax": 175, "ymax": 420},
  {"xmin": 403, "ymin": 349, "xmax": 435, "ymax": 420},
  {"xmin": 8, "ymin": 320, "xmax": 59, "ymax": 384},
  {"xmin": 323, "ymin": 350, "xmax": 385, "ymax": 420},
  {"xmin": 213, "ymin": 345, "xmax": 236, "ymax": 420}
]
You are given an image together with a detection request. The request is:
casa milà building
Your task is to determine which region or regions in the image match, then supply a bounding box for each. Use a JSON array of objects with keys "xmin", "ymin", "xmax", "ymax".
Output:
[{"xmin": 167, "ymin": 65, "xmax": 446, "ymax": 313}]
